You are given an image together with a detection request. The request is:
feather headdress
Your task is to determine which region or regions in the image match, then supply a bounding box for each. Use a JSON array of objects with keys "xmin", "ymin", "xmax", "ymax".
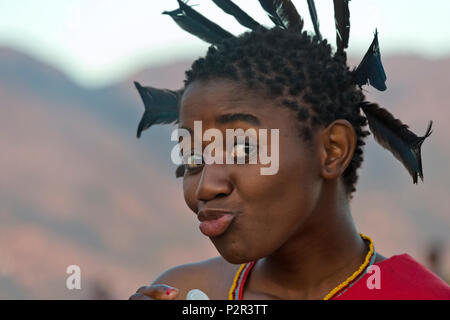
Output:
[{"xmin": 135, "ymin": 0, "xmax": 433, "ymax": 184}]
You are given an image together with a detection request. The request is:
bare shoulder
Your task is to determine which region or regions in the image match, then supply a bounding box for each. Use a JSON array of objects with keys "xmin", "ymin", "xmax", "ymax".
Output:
[{"xmin": 151, "ymin": 256, "xmax": 241, "ymax": 300}]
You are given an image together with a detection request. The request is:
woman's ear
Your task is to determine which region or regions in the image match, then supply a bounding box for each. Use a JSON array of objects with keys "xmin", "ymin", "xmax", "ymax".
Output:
[{"xmin": 319, "ymin": 120, "xmax": 356, "ymax": 180}]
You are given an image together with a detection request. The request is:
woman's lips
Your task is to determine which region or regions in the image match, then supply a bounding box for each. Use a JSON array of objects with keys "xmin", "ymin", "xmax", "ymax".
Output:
[
  {"xmin": 199, "ymin": 214, "xmax": 235, "ymax": 237},
  {"xmin": 197, "ymin": 209, "xmax": 236, "ymax": 237}
]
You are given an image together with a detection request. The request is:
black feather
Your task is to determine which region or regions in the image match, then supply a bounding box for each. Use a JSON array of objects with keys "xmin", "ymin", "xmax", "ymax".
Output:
[
  {"xmin": 134, "ymin": 81, "xmax": 180, "ymax": 139},
  {"xmin": 307, "ymin": 0, "xmax": 322, "ymax": 40},
  {"xmin": 333, "ymin": 0, "xmax": 350, "ymax": 57},
  {"xmin": 163, "ymin": 1, "xmax": 234, "ymax": 45},
  {"xmin": 211, "ymin": 0, "xmax": 262, "ymax": 30},
  {"xmin": 360, "ymin": 102, "xmax": 433, "ymax": 184},
  {"xmin": 175, "ymin": 165, "xmax": 186, "ymax": 178},
  {"xmin": 354, "ymin": 29, "xmax": 387, "ymax": 91},
  {"xmin": 258, "ymin": 0, "xmax": 303, "ymax": 30}
]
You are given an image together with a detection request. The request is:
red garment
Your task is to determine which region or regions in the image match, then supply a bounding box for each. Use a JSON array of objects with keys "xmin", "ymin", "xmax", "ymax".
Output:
[{"xmin": 333, "ymin": 253, "xmax": 450, "ymax": 300}]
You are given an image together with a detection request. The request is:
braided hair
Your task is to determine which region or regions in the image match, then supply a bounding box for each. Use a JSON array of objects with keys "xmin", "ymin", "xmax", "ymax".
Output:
[
  {"xmin": 135, "ymin": 1, "xmax": 433, "ymax": 201},
  {"xmin": 183, "ymin": 26, "xmax": 370, "ymax": 200}
]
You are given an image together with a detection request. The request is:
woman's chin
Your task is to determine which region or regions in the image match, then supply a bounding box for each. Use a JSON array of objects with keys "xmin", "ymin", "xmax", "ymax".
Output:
[
  {"xmin": 219, "ymin": 253, "xmax": 252, "ymax": 265},
  {"xmin": 212, "ymin": 240, "xmax": 257, "ymax": 264}
]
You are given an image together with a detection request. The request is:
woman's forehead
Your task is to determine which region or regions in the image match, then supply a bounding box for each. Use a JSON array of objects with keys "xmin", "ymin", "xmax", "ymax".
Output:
[
  {"xmin": 179, "ymin": 80, "xmax": 306, "ymax": 141},
  {"xmin": 180, "ymin": 80, "xmax": 258, "ymax": 113},
  {"xmin": 178, "ymin": 79, "xmax": 318, "ymax": 155},
  {"xmin": 179, "ymin": 79, "xmax": 285, "ymax": 123}
]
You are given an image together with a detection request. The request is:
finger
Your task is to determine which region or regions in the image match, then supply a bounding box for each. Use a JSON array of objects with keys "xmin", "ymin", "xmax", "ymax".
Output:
[
  {"xmin": 129, "ymin": 293, "xmax": 152, "ymax": 300},
  {"xmin": 137, "ymin": 284, "xmax": 179, "ymax": 300},
  {"xmin": 136, "ymin": 286, "xmax": 148, "ymax": 293}
]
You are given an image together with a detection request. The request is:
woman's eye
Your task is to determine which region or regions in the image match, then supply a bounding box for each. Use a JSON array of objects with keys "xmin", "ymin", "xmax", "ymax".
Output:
[
  {"xmin": 231, "ymin": 143, "xmax": 257, "ymax": 161},
  {"xmin": 183, "ymin": 153, "xmax": 204, "ymax": 171}
]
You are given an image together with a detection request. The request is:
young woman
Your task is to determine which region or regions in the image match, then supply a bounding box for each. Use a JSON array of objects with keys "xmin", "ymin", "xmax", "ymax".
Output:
[{"xmin": 129, "ymin": 1, "xmax": 449, "ymax": 300}]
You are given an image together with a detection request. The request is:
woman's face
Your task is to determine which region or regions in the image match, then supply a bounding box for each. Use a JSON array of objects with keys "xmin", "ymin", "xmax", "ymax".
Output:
[{"xmin": 179, "ymin": 79, "xmax": 323, "ymax": 264}]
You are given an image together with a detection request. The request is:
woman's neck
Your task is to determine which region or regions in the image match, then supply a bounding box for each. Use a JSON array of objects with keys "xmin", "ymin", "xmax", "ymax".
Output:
[{"xmin": 251, "ymin": 191, "xmax": 368, "ymax": 299}]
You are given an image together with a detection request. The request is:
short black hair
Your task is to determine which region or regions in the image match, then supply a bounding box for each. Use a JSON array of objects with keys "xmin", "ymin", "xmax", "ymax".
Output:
[{"xmin": 183, "ymin": 26, "xmax": 371, "ymax": 200}]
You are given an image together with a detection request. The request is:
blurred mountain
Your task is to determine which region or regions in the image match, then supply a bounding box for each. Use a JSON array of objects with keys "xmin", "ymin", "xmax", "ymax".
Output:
[
  {"xmin": 0, "ymin": 47, "xmax": 449, "ymax": 299},
  {"xmin": 0, "ymin": 47, "xmax": 215, "ymax": 299}
]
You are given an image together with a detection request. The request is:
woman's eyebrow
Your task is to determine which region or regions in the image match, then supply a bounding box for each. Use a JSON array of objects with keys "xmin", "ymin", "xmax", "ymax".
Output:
[{"xmin": 215, "ymin": 113, "xmax": 261, "ymax": 126}]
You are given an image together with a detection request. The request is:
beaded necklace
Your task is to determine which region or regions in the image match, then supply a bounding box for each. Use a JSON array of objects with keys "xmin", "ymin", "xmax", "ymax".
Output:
[{"xmin": 228, "ymin": 233, "xmax": 376, "ymax": 300}]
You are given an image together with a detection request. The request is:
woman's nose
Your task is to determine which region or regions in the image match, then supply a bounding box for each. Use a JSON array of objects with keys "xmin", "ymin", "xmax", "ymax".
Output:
[{"xmin": 195, "ymin": 163, "xmax": 233, "ymax": 202}]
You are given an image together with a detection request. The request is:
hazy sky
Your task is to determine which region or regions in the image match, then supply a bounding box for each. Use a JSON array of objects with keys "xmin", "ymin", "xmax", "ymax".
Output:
[{"xmin": 1, "ymin": 0, "xmax": 449, "ymax": 88}]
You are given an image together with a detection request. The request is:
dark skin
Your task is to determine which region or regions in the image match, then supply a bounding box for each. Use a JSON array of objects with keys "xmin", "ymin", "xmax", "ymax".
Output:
[{"xmin": 130, "ymin": 78, "xmax": 385, "ymax": 300}]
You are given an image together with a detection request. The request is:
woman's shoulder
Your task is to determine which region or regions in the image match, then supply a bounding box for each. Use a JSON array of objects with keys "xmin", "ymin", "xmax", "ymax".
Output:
[
  {"xmin": 150, "ymin": 256, "xmax": 242, "ymax": 300},
  {"xmin": 380, "ymin": 253, "xmax": 450, "ymax": 299},
  {"xmin": 339, "ymin": 253, "xmax": 450, "ymax": 300},
  {"xmin": 380, "ymin": 254, "xmax": 449, "ymax": 288}
]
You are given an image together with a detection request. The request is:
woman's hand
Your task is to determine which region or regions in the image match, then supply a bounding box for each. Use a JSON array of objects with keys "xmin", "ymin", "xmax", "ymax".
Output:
[{"xmin": 129, "ymin": 284, "xmax": 179, "ymax": 300}]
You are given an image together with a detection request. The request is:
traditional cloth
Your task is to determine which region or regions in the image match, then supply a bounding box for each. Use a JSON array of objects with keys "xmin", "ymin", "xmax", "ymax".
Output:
[{"xmin": 229, "ymin": 254, "xmax": 450, "ymax": 300}]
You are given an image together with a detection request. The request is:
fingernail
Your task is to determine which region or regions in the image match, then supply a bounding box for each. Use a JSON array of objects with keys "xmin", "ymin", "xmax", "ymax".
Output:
[{"xmin": 166, "ymin": 288, "xmax": 175, "ymax": 295}]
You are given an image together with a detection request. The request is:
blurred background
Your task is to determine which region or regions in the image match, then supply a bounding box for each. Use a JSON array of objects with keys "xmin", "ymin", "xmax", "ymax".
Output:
[{"xmin": 0, "ymin": 0, "xmax": 449, "ymax": 299}]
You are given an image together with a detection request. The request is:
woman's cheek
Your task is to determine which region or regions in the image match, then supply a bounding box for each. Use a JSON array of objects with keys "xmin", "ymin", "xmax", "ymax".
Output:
[
  {"xmin": 183, "ymin": 176, "xmax": 199, "ymax": 213},
  {"xmin": 232, "ymin": 164, "xmax": 273, "ymax": 197}
]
